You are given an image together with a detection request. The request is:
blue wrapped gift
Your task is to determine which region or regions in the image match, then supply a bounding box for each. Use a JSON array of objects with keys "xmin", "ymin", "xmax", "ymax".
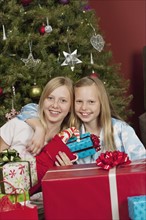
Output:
[
  {"xmin": 67, "ymin": 133, "xmax": 96, "ymax": 159},
  {"xmin": 128, "ymin": 195, "xmax": 146, "ymax": 220}
]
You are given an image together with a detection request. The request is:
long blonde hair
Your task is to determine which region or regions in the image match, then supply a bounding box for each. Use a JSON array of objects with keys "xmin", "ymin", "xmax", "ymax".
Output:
[
  {"xmin": 38, "ymin": 76, "xmax": 75, "ymax": 131},
  {"xmin": 74, "ymin": 76, "xmax": 122, "ymax": 151}
]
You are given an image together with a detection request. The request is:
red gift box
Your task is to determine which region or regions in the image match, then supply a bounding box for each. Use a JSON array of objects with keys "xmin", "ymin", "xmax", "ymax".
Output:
[{"xmin": 42, "ymin": 159, "xmax": 146, "ymax": 220}]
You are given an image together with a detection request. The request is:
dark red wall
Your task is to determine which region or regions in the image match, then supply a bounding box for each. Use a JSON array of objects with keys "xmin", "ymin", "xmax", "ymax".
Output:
[{"xmin": 89, "ymin": 0, "xmax": 146, "ymax": 137}]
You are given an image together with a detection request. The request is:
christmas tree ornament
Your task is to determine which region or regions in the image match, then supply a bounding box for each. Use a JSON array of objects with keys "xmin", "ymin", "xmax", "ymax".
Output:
[
  {"xmin": 2, "ymin": 25, "xmax": 7, "ymax": 40},
  {"xmin": 89, "ymin": 23, "xmax": 105, "ymax": 52},
  {"xmin": 12, "ymin": 85, "xmax": 15, "ymax": 96},
  {"xmin": 39, "ymin": 23, "xmax": 46, "ymax": 35},
  {"xmin": 90, "ymin": 52, "xmax": 95, "ymax": 73},
  {"xmin": 0, "ymin": 87, "xmax": 3, "ymax": 96},
  {"xmin": 61, "ymin": 43, "xmax": 82, "ymax": 71},
  {"xmin": 90, "ymin": 52, "xmax": 94, "ymax": 65},
  {"xmin": 90, "ymin": 34, "xmax": 105, "ymax": 52},
  {"xmin": 59, "ymin": 0, "xmax": 70, "ymax": 5},
  {"xmin": 90, "ymin": 71, "xmax": 100, "ymax": 78},
  {"xmin": 82, "ymin": 5, "xmax": 92, "ymax": 12},
  {"xmin": 21, "ymin": 42, "xmax": 41, "ymax": 68},
  {"xmin": 90, "ymin": 53, "xmax": 100, "ymax": 78},
  {"xmin": 29, "ymin": 83, "xmax": 42, "ymax": 98},
  {"xmin": 5, "ymin": 108, "xmax": 20, "ymax": 120},
  {"xmin": 5, "ymin": 86, "xmax": 20, "ymax": 121},
  {"xmin": 45, "ymin": 18, "xmax": 52, "ymax": 34},
  {"xmin": 39, "ymin": 18, "xmax": 52, "ymax": 35},
  {"xmin": 45, "ymin": 25, "xmax": 52, "ymax": 33},
  {"xmin": 21, "ymin": 0, "xmax": 32, "ymax": 7}
]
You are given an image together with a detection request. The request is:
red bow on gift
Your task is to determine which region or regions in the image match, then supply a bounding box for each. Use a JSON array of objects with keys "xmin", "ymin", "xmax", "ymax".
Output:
[
  {"xmin": 91, "ymin": 134, "xmax": 101, "ymax": 152},
  {"xmin": 96, "ymin": 150, "xmax": 131, "ymax": 170}
]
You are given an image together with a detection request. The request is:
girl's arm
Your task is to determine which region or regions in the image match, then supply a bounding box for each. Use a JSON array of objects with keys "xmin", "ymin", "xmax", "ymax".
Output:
[
  {"xmin": 0, "ymin": 137, "xmax": 9, "ymax": 152},
  {"xmin": 25, "ymin": 118, "xmax": 45, "ymax": 156},
  {"xmin": 17, "ymin": 103, "xmax": 45, "ymax": 155}
]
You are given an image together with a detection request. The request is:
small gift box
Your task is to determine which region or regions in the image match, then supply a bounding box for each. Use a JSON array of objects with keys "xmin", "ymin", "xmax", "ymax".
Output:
[
  {"xmin": 67, "ymin": 132, "xmax": 100, "ymax": 159},
  {"xmin": 0, "ymin": 149, "xmax": 38, "ymax": 193},
  {"xmin": 0, "ymin": 161, "xmax": 32, "ymax": 194},
  {"xmin": 128, "ymin": 195, "xmax": 146, "ymax": 220}
]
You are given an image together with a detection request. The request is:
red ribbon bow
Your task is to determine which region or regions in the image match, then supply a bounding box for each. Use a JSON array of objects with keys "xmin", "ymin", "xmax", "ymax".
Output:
[
  {"xmin": 91, "ymin": 134, "xmax": 101, "ymax": 152},
  {"xmin": 96, "ymin": 150, "xmax": 131, "ymax": 170}
]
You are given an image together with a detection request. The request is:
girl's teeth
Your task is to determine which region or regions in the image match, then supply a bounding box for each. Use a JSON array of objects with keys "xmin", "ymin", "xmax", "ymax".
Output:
[
  {"xmin": 51, "ymin": 111, "xmax": 59, "ymax": 114},
  {"xmin": 82, "ymin": 113, "xmax": 89, "ymax": 116}
]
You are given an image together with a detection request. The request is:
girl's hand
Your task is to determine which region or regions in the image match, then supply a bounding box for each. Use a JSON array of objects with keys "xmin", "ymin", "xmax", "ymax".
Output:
[{"xmin": 55, "ymin": 151, "xmax": 73, "ymax": 166}]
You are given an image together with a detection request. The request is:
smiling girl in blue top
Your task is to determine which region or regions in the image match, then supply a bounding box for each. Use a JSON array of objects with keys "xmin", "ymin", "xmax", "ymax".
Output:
[{"xmin": 73, "ymin": 76, "xmax": 146, "ymax": 164}]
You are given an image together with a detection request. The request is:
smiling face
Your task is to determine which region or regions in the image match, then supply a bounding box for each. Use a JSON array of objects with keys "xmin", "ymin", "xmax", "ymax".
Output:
[
  {"xmin": 43, "ymin": 85, "xmax": 71, "ymax": 126},
  {"xmin": 74, "ymin": 84, "xmax": 101, "ymax": 126}
]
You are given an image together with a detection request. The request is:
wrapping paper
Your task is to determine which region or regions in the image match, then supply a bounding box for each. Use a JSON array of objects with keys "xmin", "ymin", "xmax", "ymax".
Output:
[
  {"xmin": 67, "ymin": 132, "xmax": 100, "ymax": 159},
  {"xmin": 0, "ymin": 162, "xmax": 32, "ymax": 194},
  {"xmin": 128, "ymin": 195, "xmax": 146, "ymax": 220},
  {"xmin": 0, "ymin": 150, "xmax": 38, "ymax": 192},
  {"xmin": 42, "ymin": 159, "xmax": 146, "ymax": 220}
]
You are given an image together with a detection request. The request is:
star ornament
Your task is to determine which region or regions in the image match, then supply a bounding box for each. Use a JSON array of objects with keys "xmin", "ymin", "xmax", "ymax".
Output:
[
  {"xmin": 21, "ymin": 52, "xmax": 41, "ymax": 68},
  {"xmin": 61, "ymin": 49, "xmax": 82, "ymax": 71}
]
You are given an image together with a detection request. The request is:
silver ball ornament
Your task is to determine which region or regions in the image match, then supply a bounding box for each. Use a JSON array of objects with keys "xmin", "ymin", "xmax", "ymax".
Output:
[{"xmin": 45, "ymin": 25, "xmax": 53, "ymax": 33}]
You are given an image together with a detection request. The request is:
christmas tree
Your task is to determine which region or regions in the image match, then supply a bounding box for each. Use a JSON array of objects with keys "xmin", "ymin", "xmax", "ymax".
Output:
[{"xmin": 0, "ymin": 0, "xmax": 133, "ymax": 127}]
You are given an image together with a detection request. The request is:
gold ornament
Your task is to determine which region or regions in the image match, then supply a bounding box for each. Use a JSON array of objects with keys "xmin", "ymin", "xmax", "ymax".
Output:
[{"xmin": 29, "ymin": 84, "xmax": 42, "ymax": 98}]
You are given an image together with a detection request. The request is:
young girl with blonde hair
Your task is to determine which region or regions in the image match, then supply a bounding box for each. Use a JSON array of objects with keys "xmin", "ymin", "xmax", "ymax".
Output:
[
  {"xmin": 0, "ymin": 76, "xmax": 78, "ymax": 194},
  {"xmin": 73, "ymin": 76, "xmax": 146, "ymax": 164}
]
